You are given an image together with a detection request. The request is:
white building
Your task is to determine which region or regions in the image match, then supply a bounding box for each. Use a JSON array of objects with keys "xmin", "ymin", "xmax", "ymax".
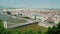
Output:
[{"xmin": 4, "ymin": 21, "xmax": 7, "ymax": 29}]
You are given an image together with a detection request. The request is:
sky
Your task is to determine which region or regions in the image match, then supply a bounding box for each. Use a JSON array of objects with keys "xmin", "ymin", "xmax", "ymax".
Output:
[{"xmin": 0, "ymin": 0, "xmax": 60, "ymax": 8}]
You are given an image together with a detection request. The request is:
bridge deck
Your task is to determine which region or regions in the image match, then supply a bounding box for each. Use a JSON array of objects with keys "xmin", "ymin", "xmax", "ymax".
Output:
[{"xmin": 8, "ymin": 20, "xmax": 40, "ymax": 29}]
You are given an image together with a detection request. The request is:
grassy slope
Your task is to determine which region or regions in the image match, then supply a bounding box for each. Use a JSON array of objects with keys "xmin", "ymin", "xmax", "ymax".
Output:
[{"xmin": 14, "ymin": 23, "xmax": 47, "ymax": 33}]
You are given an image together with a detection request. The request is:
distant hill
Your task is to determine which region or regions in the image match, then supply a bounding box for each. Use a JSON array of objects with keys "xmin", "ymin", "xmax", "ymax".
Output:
[
  {"xmin": 0, "ymin": 6, "xmax": 17, "ymax": 9},
  {"xmin": 0, "ymin": 6, "xmax": 60, "ymax": 10},
  {"xmin": 0, "ymin": 6, "xmax": 9, "ymax": 8}
]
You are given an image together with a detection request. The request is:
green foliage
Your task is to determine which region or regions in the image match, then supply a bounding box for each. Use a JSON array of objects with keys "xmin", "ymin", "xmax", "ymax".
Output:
[
  {"xmin": 57, "ymin": 22, "xmax": 60, "ymax": 29},
  {"xmin": 22, "ymin": 29, "xmax": 42, "ymax": 34},
  {"xmin": 36, "ymin": 29, "xmax": 42, "ymax": 34},
  {"xmin": 23, "ymin": 16, "xmax": 30, "ymax": 19},
  {"xmin": 20, "ymin": 14, "xmax": 23, "ymax": 16},
  {"xmin": 1, "ymin": 18, "xmax": 60, "ymax": 34},
  {"xmin": 0, "ymin": 20, "xmax": 4, "ymax": 28},
  {"xmin": 11, "ymin": 29, "xmax": 21, "ymax": 34},
  {"xmin": 6, "ymin": 11, "xmax": 11, "ymax": 15},
  {"xmin": 0, "ymin": 20, "xmax": 21, "ymax": 34},
  {"xmin": 22, "ymin": 30, "xmax": 33, "ymax": 34},
  {"xmin": 45, "ymin": 22, "xmax": 60, "ymax": 34}
]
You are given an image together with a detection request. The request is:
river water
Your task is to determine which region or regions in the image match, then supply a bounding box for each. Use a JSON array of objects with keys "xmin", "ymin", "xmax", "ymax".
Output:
[{"xmin": 0, "ymin": 11, "xmax": 27, "ymax": 23}]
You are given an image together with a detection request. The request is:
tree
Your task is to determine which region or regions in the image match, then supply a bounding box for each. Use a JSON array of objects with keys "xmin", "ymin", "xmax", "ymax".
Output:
[
  {"xmin": 6, "ymin": 11, "xmax": 11, "ymax": 15},
  {"xmin": 57, "ymin": 22, "xmax": 60, "ymax": 29},
  {"xmin": 45, "ymin": 22, "xmax": 60, "ymax": 34},
  {"xmin": 37, "ymin": 29, "xmax": 42, "ymax": 34},
  {"xmin": 0, "ymin": 20, "xmax": 5, "ymax": 34}
]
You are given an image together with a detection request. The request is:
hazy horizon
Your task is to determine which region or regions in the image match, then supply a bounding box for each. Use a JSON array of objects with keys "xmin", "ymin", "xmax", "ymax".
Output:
[{"xmin": 0, "ymin": 0, "xmax": 60, "ymax": 8}]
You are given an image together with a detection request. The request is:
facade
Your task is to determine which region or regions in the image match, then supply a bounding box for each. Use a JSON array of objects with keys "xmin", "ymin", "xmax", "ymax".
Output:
[{"xmin": 4, "ymin": 21, "xmax": 7, "ymax": 29}]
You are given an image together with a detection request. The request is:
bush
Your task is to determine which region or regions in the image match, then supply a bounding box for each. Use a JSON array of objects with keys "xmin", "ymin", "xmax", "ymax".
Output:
[
  {"xmin": 23, "ymin": 16, "xmax": 30, "ymax": 19},
  {"xmin": 45, "ymin": 22, "xmax": 60, "ymax": 34},
  {"xmin": 22, "ymin": 30, "xmax": 33, "ymax": 34}
]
